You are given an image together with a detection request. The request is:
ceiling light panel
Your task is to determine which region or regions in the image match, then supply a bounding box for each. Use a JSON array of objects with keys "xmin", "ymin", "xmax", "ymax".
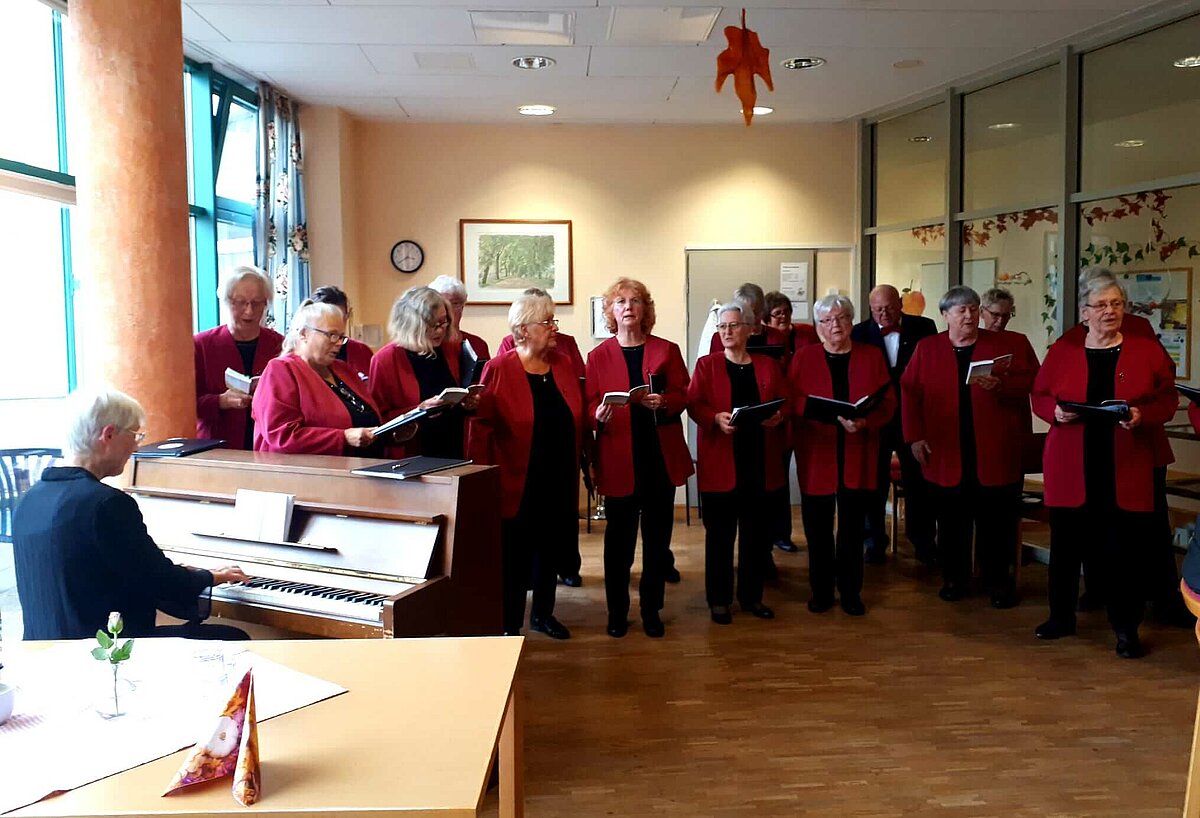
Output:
[
  {"xmin": 414, "ymin": 52, "xmax": 478, "ymax": 72},
  {"xmin": 363, "ymin": 45, "xmax": 587, "ymax": 77},
  {"xmin": 470, "ymin": 10, "xmax": 575, "ymax": 46},
  {"xmin": 607, "ymin": 7, "xmax": 720, "ymax": 45}
]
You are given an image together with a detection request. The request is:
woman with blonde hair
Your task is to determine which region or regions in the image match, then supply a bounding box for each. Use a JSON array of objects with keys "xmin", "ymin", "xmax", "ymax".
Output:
[
  {"xmin": 369, "ymin": 286, "xmax": 475, "ymax": 459},
  {"xmin": 586, "ymin": 277, "xmax": 692, "ymax": 638},
  {"xmin": 468, "ymin": 292, "xmax": 584, "ymax": 639}
]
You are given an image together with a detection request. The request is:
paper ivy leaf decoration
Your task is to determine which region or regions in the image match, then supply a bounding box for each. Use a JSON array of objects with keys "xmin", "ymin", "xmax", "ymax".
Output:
[{"xmin": 715, "ymin": 8, "xmax": 774, "ymax": 126}]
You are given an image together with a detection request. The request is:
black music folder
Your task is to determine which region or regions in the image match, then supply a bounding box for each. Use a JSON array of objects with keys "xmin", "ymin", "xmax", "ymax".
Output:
[
  {"xmin": 1178, "ymin": 384, "xmax": 1200, "ymax": 403},
  {"xmin": 1057, "ymin": 399, "xmax": 1131, "ymax": 421},
  {"xmin": 803, "ymin": 384, "xmax": 890, "ymax": 425},
  {"xmin": 750, "ymin": 344, "xmax": 786, "ymax": 360},
  {"xmin": 729, "ymin": 398, "xmax": 786, "ymax": 427},
  {"xmin": 351, "ymin": 456, "xmax": 473, "ymax": 481},
  {"xmin": 134, "ymin": 438, "xmax": 225, "ymax": 458},
  {"xmin": 371, "ymin": 407, "xmax": 429, "ymax": 437}
]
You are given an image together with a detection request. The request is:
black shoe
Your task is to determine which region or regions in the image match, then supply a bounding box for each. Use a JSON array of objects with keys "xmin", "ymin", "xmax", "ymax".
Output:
[
  {"xmin": 529, "ymin": 615, "xmax": 571, "ymax": 640},
  {"xmin": 774, "ymin": 539, "xmax": 800, "ymax": 553},
  {"xmin": 1115, "ymin": 631, "xmax": 1145, "ymax": 659},
  {"xmin": 606, "ymin": 619, "xmax": 628, "ymax": 638},
  {"xmin": 864, "ymin": 547, "xmax": 887, "ymax": 565},
  {"xmin": 1035, "ymin": 618, "xmax": 1076, "ymax": 640},
  {"xmin": 710, "ymin": 605, "xmax": 732, "ymax": 625},
  {"xmin": 642, "ymin": 612, "xmax": 665, "ymax": 638},
  {"xmin": 990, "ymin": 590, "xmax": 1019, "ymax": 610},
  {"xmin": 664, "ymin": 567, "xmax": 681, "ymax": 584},
  {"xmin": 559, "ymin": 573, "xmax": 583, "ymax": 588},
  {"xmin": 746, "ymin": 602, "xmax": 775, "ymax": 620},
  {"xmin": 938, "ymin": 582, "xmax": 965, "ymax": 602},
  {"xmin": 841, "ymin": 597, "xmax": 866, "ymax": 616},
  {"xmin": 763, "ymin": 558, "xmax": 779, "ymax": 582},
  {"xmin": 807, "ymin": 596, "xmax": 835, "ymax": 614},
  {"xmin": 1077, "ymin": 591, "xmax": 1106, "ymax": 612}
]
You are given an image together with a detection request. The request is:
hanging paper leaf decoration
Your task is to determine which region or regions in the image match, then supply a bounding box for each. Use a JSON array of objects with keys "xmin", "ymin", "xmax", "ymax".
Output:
[{"xmin": 715, "ymin": 9, "xmax": 774, "ymax": 126}]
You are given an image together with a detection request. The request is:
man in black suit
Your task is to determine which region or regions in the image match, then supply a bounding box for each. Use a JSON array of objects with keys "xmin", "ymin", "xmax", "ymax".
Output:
[
  {"xmin": 13, "ymin": 388, "xmax": 250, "ymax": 640},
  {"xmin": 850, "ymin": 284, "xmax": 938, "ymax": 563}
]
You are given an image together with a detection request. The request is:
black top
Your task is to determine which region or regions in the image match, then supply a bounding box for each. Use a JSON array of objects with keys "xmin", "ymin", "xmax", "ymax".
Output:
[
  {"xmin": 407, "ymin": 348, "xmax": 464, "ymax": 459},
  {"xmin": 12, "ymin": 467, "xmax": 214, "ymax": 640},
  {"xmin": 520, "ymin": 370, "xmax": 577, "ymax": 516},
  {"xmin": 336, "ymin": 343, "xmax": 348, "ymax": 362},
  {"xmin": 954, "ymin": 344, "xmax": 978, "ymax": 486},
  {"xmin": 622, "ymin": 345, "xmax": 668, "ymax": 491},
  {"xmin": 234, "ymin": 338, "xmax": 259, "ymax": 449},
  {"xmin": 1084, "ymin": 345, "xmax": 1122, "ymax": 507},
  {"xmin": 726, "ymin": 358, "xmax": 764, "ymax": 491},
  {"xmin": 826, "ymin": 350, "xmax": 851, "ymax": 486},
  {"xmin": 324, "ymin": 376, "xmax": 384, "ymax": 458}
]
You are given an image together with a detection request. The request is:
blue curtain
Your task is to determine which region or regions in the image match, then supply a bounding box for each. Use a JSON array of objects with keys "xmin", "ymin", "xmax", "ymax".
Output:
[{"xmin": 255, "ymin": 84, "xmax": 309, "ymax": 331}]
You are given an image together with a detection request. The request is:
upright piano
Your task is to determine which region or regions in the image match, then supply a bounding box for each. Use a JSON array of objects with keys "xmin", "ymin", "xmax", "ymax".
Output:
[{"xmin": 127, "ymin": 450, "xmax": 501, "ymax": 638}]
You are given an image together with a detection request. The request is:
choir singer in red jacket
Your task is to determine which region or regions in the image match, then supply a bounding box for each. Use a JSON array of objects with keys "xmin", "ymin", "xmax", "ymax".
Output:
[
  {"xmin": 1031, "ymin": 269, "xmax": 1176, "ymax": 658},
  {"xmin": 467, "ymin": 292, "xmax": 584, "ymax": 640},
  {"xmin": 901, "ymin": 286, "xmax": 1037, "ymax": 608},
  {"xmin": 587, "ymin": 278, "xmax": 693, "ymax": 639},
  {"xmin": 688, "ymin": 303, "xmax": 788, "ymax": 625},
  {"xmin": 194, "ymin": 266, "xmax": 283, "ymax": 449},
  {"xmin": 789, "ymin": 295, "xmax": 895, "ymax": 616}
]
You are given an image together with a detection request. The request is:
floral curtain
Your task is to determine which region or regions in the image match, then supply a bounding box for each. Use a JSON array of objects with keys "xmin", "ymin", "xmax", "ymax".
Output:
[{"xmin": 255, "ymin": 83, "xmax": 309, "ymax": 331}]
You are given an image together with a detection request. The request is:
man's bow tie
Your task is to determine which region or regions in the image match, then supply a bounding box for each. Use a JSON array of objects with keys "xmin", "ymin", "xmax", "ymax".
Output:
[{"xmin": 880, "ymin": 325, "xmax": 900, "ymax": 337}]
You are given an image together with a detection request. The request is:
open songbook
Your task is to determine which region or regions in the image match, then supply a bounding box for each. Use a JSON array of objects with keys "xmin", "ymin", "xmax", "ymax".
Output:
[
  {"xmin": 225, "ymin": 368, "xmax": 260, "ymax": 395},
  {"xmin": 436, "ymin": 384, "xmax": 485, "ymax": 405},
  {"xmin": 603, "ymin": 384, "xmax": 650, "ymax": 406},
  {"xmin": 371, "ymin": 407, "xmax": 429, "ymax": 437},
  {"xmin": 729, "ymin": 398, "xmax": 786, "ymax": 427},
  {"xmin": 1057, "ymin": 399, "xmax": 1131, "ymax": 420},
  {"xmin": 965, "ymin": 354, "xmax": 1012, "ymax": 385},
  {"xmin": 803, "ymin": 384, "xmax": 891, "ymax": 425}
]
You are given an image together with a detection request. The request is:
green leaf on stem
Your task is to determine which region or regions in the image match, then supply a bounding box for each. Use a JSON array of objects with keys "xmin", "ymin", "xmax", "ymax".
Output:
[{"xmin": 96, "ymin": 630, "xmax": 113, "ymax": 649}]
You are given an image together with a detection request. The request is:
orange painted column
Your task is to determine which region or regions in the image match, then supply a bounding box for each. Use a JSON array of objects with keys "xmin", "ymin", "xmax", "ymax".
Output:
[{"xmin": 70, "ymin": 0, "xmax": 196, "ymax": 439}]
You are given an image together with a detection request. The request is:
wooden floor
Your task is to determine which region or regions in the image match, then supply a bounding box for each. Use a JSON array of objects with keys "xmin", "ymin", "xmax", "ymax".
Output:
[{"xmin": 481, "ymin": 509, "xmax": 1200, "ymax": 817}]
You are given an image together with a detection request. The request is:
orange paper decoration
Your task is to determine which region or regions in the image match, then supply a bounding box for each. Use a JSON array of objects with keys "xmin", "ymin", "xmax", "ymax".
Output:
[{"xmin": 715, "ymin": 9, "xmax": 774, "ymax": 126}]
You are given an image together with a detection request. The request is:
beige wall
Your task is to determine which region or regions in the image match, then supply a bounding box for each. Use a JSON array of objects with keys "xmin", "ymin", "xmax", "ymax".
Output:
[{"xmin": 302, "ymin": 113, "xmax": 858, "ymax": 356}]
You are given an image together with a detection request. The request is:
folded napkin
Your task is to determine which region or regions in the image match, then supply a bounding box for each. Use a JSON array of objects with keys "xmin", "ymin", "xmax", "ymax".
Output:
[{"xmin": 163, "ymin": 668, "xmax": 260, "ymax": 806}]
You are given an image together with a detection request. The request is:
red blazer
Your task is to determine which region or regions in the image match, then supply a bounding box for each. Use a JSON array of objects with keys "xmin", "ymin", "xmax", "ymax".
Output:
[
  {"xmin": 496, "ymin": 331, "xmax": 585, "ymax": 379},
  {"xmin": 193, "ymin": 325, "xmax": 284, "ymax": 449},
  {"xmin": 1032, "ymin": 333, "xmax": 1176, "ymax": 512},
  {"xmin": 788, "ymin": 342, "xmax": 895, "ymax": 495},
  {"xmin": 1189, "ymin": 401, "xmax": 1200, "ymax": 434},
  {"xmin": 466, "ymin": 352, "xmax": 584, "ymax": 519},
  {"xmin": 687, "ymin": 352, "xmax": 789, "ymax": 493},
  {"xmin": 708, "ymin": 325, "xmax": 789, "ymax": 355},
  {"xmin": 340, "ymin": 338, "xmax": 374, "ymax": 384},
  {"xmin": 369, "ymin": 340, "xmax": 465, "ymax": 423},
  {"xmin": 585, "ymin": 335, "xmax": 694, "ymax": 497},
  {"xmin": 901, "ymin": 330, "xmax": 1038, "ymax": 488},
  {"xmin": 460, "ymin": 330, "xmax": 491, "ymax": 361},
  {"xmin": 252, "ymin": 354, "xmax": 382, "ymax": 456}
]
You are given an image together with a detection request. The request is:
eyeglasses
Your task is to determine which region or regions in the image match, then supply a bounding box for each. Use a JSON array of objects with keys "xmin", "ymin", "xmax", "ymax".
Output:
[
  {"xmin": 982, "ymin": 306, "xmax": 1015, "ymax": 320},
  {"xmin": 1085, "ymin": 299, "xmax": 1126, "ymax": 312},
  {"xmin": 769, "ymin": 310, "xmax": 792, "ymax": 320},
  {"xmin": 126, "ymin": 429, "xmax": 146, "ymax": 444},
  {"xmin": 430, "ymin": 319, "xmax": 452, "ymax": 330},
  {"xmin": 229, "ymin": 298, "xmax": 268, "ymax": 311},
  {"xmin": 305, "ymin": 326, "xmax": 349, "ymax": 345},
  {"xmin": 528, "ymin": 319, "xmax": 559, "ymax": 328},
  {"xmin": 818, "ymin": 315, "xmax": 851, "ymax": 326},
  {"xmin": 715, "ymin": 322, "xmax": 748, "ymax": 332}
]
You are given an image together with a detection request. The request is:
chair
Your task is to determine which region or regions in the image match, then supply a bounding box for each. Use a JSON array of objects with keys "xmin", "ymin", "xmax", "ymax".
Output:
[{"xmin": 0, "ymin": 448, "xmax": 62, "ymax": 542}]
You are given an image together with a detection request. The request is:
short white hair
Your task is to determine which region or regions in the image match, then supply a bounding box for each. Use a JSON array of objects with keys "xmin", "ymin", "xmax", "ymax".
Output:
[
  {"xmin": 429, "ymin": 275, "xmax": 467, "ymax": 301},
  {"xmin": 508, "ymin": 292, "xmax": 553, "ymax": 343},
  {"xmin": 814, "ymin": 294, "xmax": 855, "ymax": 322},
  {"xmin": 283, "ymin": 301, "xmax": 345, "ymax": 354},
  {"xmin": 218, "ymin": 265, "xmax": 273, "ymax": 303},
  {"xmin": 718, "ymin": 303, "xmax": 747, "ymax": 322},
  {"xmin": 64, "ymin": 387, "xmax": 146, "ymax": 459}
]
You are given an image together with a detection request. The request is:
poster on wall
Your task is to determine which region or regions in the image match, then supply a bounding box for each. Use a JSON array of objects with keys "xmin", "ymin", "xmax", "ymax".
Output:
[
  {"xmin": 1115, "ymin": 267, "xmax": 1191, "ymax": 379},
  {"xmin": 780, "ymin": 261, "xmax": 810, "ymax": 321}
]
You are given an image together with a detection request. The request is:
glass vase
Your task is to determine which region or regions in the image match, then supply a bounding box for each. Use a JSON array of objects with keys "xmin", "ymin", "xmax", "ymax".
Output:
[{"xmin": 95, "ymin": 662, "xmax": 133, "ymax": 719}]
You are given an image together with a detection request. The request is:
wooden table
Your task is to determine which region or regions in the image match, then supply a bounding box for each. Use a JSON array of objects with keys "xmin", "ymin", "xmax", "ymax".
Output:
[{"xmin": 9, "ymin": 637, "xmax": 524, "ymax": 818}]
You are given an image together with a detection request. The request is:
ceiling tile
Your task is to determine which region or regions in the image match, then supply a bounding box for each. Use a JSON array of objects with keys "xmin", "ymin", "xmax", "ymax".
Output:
[
  {"xmin": 362, "ymin": 44, "xmax": 590, "ymax": 77},
  {"xmin": 197, "ymin": 42, "xmax": 373, "ymax": 73},
  {"xmin": 607, "ymin": 7, "xmax": 722, "ymax": 44},
  {"xmin": 182, "ymin": 5, "xmax": 229, "ymax": 41}
]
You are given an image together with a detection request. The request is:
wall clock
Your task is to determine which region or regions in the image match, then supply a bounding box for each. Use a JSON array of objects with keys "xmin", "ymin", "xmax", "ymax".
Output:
[{"xmin": 390, "ymin": 240, "xmax": 424, "ymax": 273}]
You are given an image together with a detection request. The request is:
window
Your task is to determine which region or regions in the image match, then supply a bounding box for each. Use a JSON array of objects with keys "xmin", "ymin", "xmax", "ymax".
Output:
[
  {"xmin": 874, "ymin": 103, "xmax": 946, "ymax": 227},
  {"xmin": 875, "ymin": 226, "xmax": 947, "ymax": 328}
]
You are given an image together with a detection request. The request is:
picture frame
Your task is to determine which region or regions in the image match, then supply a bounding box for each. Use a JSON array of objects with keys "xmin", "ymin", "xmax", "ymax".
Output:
[
  {"xmin": 1115, "ymin": 266, "xmax": 1192, "ymax": 379},
  {"xmin": 459, "ymin": 219, "xmax": 573, "ymax": 305},
  {"xmin": 591, "ymin": 295, "xmax": 614, "ymax": 339}
]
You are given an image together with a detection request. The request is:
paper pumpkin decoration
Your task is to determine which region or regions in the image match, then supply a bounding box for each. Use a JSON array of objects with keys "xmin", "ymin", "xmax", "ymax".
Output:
[
  {"xmin": 715, "ymin": 9, "xmax": 774, "ymax": 126},
  {"xmin": 164, "ymin": 668, "xmax": 261, "ymax": 806}
]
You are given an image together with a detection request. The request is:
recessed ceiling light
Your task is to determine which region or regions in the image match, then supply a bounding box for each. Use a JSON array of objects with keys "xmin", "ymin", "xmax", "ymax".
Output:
[
  {"xmin": 781, "ymin": 57, "xmax": 825, "ymax": 70},
  {"xmin": 518, "ymin": 104, "xmax": 556, "ymax": 116},
  {"xmin": 1174, "ymin": 55, "xmax": 1200, "ymax": 68},
  {"xmin": 909, "ymin": 135, "xmax": 933, "ymax": 143},
  {"xmin": 1114, "ymin": 139, "xmax": 1145, "ymax": 148},
  {"xmin": 512, "ymin": 55, "xmax": 555, "ymax": 70},
  {"xmin": 988, "ymin": 122, "xmax": 1020, "ymax": 130},
  {"xmin": 752, "ymin": 106, "xmax": 774, "ymax": 115},
  {"xmin": 893, "ymin": 59, "xmax": 924, "ymax": 70}
]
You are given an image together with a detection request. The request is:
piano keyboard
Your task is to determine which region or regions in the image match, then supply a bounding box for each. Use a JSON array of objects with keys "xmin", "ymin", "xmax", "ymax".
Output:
[{"xmin": 214, "ymin": 577, "xmax": 388, "ymax": 625}]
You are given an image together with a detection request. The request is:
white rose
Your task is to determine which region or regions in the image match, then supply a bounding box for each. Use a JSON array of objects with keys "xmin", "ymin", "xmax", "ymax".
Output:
[
  {"xmin": 107, "ymin": 612, "xmax": 123, "ymax": 634},
  {"xmin": 203, "ymin": 716, "xmax": 240, "ymax": 758}
]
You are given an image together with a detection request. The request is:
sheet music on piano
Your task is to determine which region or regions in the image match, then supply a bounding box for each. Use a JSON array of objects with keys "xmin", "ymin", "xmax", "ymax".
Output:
[{"xmin": 231, "ymin": 489, "xmax": 295, "ymax": 543}]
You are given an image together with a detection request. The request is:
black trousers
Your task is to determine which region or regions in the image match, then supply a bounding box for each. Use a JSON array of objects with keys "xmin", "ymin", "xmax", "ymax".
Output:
[
  {"xmin": 932, "ymin": 480, "xmax": 1021, "ymax": 593},
  {"xmin": 701, "ymin": 486, "xmax": 768, "ymax": 609},
  {"xmin": 153, "ymin": 622, "xmax": 250, "ymax": 640},
  {"xmin": 502, "ymin": 508, "xmax": 572, "ymax": 632},
  {"xmin": 868, "ymin": 422, "xmax": 935, "ymax": 551},
  {"xmin": 603, "ymin": 481, "xmax": 676, "ymax": 622},
  {"xmin": 800, "ymin": 488, "xmax": 869, "ymax": 603},
  {"xmin": 768, "ymin": 449, "xmax": 794, "ymax": 545},
  {"xmin": 1048, "ymin": 505, "xmax": 1148, "ymax": 633}
]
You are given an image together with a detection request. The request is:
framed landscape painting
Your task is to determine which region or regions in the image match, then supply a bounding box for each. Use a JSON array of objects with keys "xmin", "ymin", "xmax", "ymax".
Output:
[{"xmin": 459, "ymin": 219, "xmax": 573, "ymax": 305}]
